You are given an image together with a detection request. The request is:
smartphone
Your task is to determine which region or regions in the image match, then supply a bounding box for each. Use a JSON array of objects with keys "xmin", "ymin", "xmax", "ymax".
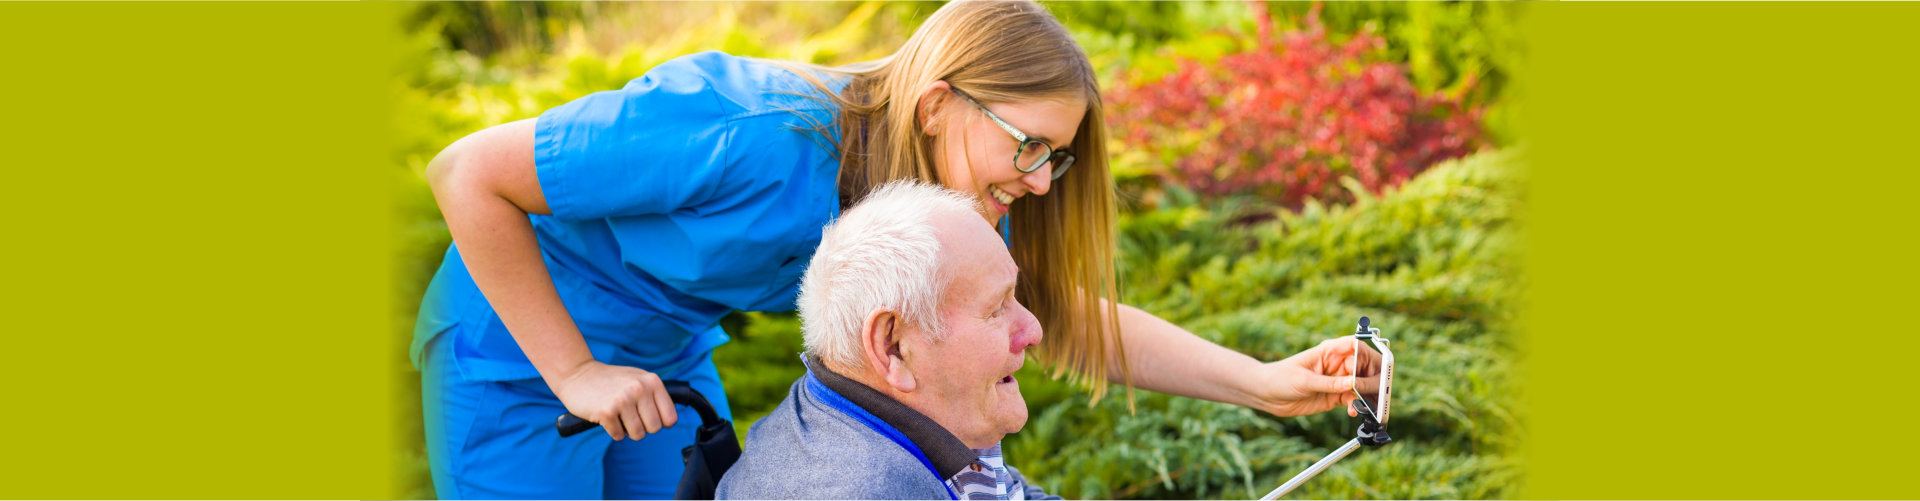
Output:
[{"xmin": 1351, "ymin": 330, "xmax": 1394, "ymax": 425}]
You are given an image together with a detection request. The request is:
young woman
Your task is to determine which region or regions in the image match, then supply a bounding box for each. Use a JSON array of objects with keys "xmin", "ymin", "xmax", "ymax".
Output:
[{"xmin": 413, "ymin": 1, "xmax": 1359, "ymax": 498}]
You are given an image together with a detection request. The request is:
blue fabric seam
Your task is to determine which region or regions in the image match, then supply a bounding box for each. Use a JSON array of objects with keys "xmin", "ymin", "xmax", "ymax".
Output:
[
  {"xmin": 531, "ymin": 113, "xmax": 580, "ymax": 221},
  {"xmin": 723, "ymin": 106, "xmax": 838, "ymax": 123}
]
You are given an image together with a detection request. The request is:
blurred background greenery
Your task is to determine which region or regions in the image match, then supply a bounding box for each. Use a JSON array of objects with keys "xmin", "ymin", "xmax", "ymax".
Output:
[{"xmin": 394, "ymin": 1, "xmax": 1523, "ymax": 498}]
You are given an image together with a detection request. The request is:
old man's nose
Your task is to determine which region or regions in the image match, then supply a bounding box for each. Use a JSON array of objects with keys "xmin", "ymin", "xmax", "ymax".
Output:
[{"xmin": 1008, "ymin": 303, "xmax": 1043, "ymax": 353}]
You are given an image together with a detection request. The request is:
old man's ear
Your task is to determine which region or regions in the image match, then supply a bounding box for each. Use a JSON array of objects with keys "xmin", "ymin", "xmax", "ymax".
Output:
[{"xmin": 860, "ymin": 309, "xmax": 919, "ymax": 393}]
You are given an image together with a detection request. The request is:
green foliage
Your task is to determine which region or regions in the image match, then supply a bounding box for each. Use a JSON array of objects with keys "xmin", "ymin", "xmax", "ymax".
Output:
[
  {"xmin": 1004, "ymin": 150, "xmax": 1524, "ymax": 499},
  {"xmin": 1044, "ymin": 1, "xmax": 1251, "ymax": 85},
  {"xmin": 1262, "ymin": 1, "xmax": 1526, "ymax": 145},
  {"xmin": 712, "ymin": 312, "xmax": 807, "ymax": 440},
  {"xmin": 406, "ymin": 2, "xmax": 591, "ymax": 61},
  {"xmin": 1106, "ymin": 4, "xmax": 1486, "ymax": 208},
  {"xmin": 1262, "ymin": 2, "xmax": 1522, "ymax": 94},
  {"xmin": 1074, "ymin": 1, "xmax": 1524, "ymax": 147}
]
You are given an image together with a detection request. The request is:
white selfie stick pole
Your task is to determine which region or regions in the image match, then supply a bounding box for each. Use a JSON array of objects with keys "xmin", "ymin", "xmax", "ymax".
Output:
[{"xmin": 1258, "ymin": 426, "xmax": 1374, "ymax": 500}]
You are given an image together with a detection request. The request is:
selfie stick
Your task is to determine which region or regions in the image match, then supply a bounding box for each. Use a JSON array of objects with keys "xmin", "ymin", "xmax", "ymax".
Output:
[{"xmin": 1257, "ymin": 318, "xmax": 1392, "ymax": 501}]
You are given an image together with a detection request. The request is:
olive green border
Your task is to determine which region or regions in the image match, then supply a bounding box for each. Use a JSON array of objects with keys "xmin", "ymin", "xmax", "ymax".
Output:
[{"xmin": 6, "ymin": 2, "xmax": 1917, "ymax": 498}]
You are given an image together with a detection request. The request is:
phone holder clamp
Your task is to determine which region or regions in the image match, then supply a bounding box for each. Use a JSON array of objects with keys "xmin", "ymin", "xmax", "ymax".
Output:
[{"xmin": 1258, "ymin": 316, "xmax": 1394, "ymax": 500}]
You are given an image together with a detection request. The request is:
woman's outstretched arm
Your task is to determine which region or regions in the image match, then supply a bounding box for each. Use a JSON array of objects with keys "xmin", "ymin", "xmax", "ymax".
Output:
[{"xmin": 1104, "ymin": 301, "xmax": 1357, "ymax": 417}]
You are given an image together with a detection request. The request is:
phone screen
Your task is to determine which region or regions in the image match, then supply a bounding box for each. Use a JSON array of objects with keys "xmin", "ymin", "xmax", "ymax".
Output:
[{"xmin": 1352, "ymin": 336, "xmax": 1389, "ymax": 424}]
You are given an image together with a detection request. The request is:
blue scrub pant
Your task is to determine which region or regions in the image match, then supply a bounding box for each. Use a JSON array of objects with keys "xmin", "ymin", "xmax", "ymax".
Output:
[{"xmin": 421, "ymin": 337, "xmax": 731, "ymax": 500}]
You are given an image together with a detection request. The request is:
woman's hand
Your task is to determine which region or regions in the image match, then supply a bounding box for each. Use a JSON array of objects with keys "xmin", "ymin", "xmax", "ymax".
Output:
[
  {"xmin": 1249, "ymin": 336, "xmax": 1359, "ymax": 418},
  {"xmin": 552, "ymin": 361, "xmax": 679, "ymax": 441}
]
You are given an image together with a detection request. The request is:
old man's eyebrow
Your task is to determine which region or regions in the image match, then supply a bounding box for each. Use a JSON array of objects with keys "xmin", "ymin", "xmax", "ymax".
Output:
[{"xmin": 989, "ymin": 282, "xmax": 1016, "ymax": 310}]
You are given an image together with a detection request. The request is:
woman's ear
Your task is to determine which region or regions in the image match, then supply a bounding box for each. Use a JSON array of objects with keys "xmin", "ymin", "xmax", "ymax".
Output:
[
  {"xmin": 859, "ymin": 309, "xmax": 918, "ymax": 393},
  {"xmin": 916, "ymin": 80, "xmax": 954, "ymax": 136}
]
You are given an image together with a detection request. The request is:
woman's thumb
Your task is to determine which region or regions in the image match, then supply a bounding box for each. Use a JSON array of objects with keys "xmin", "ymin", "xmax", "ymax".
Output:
[{"xmin": 1309, "ymin": 374, "xmax": 1353, "ymax": 394}]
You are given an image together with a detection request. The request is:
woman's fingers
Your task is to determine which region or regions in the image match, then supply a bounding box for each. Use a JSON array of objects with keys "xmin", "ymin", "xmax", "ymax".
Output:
[
  {"xmin": 621, "ymin": 400, "xmax": 648, "ymax": 440},
  {"xmin": 636, "ymin": 396, "xmax": 665, "ymax": 435},
  {"xmin": 654, "ymin": 385, "xmax": 680, "ymax": 430},
  {"xmin": 1322, "ymin": 336, "xmax": 1356, "ymax": 359},
  {"xmin": 631, "ymin": 373, "xmax": 670, "ymax": 434},
  {"xmin": 602, "ymin": 412, "xmax": 627, "ymax": 441}
]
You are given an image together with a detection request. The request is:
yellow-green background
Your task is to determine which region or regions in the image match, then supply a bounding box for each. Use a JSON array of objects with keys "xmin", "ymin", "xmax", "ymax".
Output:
[
  {"xmin": 1519, "ymin": 3, "xmax": 1919, "ymax": 498},
  {"xmin": 2, "ymin": 3, "xmax": 405, "ymax": 499},
  {"xmin": 3, "ymin": 2, "xmax": 1914, "ymax": 499}
]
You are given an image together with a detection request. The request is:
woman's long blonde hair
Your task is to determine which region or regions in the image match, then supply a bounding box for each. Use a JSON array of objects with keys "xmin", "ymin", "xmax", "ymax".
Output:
[{"xmin": 777, "ymin": 0, "xmax": 1129, "ymax": 402}]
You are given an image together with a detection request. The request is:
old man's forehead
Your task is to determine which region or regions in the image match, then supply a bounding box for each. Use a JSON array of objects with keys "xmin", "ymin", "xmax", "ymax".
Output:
[{"xmin": 936, "ymin": 221, "xmax": 1018, "ymax": 295}]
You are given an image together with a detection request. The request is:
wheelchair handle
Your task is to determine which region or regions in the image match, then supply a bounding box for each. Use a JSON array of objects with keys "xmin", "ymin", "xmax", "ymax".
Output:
[{"xmin": 555, "ymin": 380, "xmax": 721, "ymax": 438}]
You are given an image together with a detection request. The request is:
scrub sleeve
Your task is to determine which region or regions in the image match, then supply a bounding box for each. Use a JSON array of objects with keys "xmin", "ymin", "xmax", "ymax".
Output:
[{"xmin": 411, "ymin": 51, "xmax": 847, "ymax": 499}]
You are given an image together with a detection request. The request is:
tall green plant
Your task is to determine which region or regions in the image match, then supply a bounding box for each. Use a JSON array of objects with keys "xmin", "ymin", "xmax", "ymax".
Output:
[{"xmin": 1005, "ymin": 150, "xmax": 1523, "ymax": 499}]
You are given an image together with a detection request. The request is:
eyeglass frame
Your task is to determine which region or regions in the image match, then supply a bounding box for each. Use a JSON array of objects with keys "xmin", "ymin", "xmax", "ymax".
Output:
[{"xmin": 945, "ymin": 87, "xmax": 1075, "ymax": 181}]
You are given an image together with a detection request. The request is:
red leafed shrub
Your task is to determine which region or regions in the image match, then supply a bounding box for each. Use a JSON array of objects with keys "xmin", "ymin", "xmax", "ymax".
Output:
[{"xmin": 1107, "ymin": 1, "xmax": 1484, "ymax": 208}]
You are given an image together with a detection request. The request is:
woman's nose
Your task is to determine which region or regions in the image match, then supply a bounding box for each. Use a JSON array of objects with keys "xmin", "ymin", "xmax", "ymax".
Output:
[{"xmin": 1021, "ymin": 164, "xmax": 1053, "ymax": 196}]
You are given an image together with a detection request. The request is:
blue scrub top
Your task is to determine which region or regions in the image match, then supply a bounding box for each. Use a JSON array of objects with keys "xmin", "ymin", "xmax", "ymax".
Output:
[{"xmin": 411, "ymin": 51, "xmax": 850, "ymax": 382}]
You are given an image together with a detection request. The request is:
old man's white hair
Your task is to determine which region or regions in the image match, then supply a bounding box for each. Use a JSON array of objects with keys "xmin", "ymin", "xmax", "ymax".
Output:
[{"xmin": 798, "ymin": 180, "xmax": 983, "ymax": 370}]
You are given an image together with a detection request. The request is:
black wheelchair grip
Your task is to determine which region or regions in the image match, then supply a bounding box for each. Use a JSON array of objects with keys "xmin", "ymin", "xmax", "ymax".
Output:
[
  {"xmin": 556, "ymin": 413, "xmax": 597, "ymax": 437},
  {"xmin": 554, "ymin": 380, "xmax": 715, "ymax": 438}
]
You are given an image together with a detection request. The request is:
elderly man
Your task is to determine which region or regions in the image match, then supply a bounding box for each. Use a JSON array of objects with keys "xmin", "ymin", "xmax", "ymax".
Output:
[{"xmin": 717, "ymin": 181, "xmax": 1057, "ymax": 500}]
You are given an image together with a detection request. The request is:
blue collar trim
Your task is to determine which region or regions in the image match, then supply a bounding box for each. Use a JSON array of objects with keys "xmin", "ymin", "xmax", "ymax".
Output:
[
  {"xmin": 803, "ymin": 368, "xmax": 959, "ymax": 500},
  {"xmin": 998, "ymin": 214, "xmax": 1012, "ymax": 248}
]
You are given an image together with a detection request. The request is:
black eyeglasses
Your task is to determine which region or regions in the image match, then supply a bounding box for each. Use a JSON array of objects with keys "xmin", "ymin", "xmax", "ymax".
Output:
[{"xmin": 947, "ymin": 88, "xmax": 1075, "ymax": 181}]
